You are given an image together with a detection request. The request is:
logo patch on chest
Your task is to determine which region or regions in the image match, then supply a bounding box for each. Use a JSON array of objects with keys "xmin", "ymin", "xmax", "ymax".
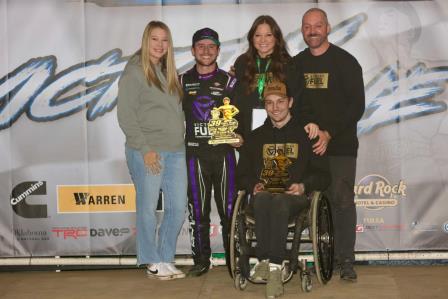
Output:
[{"xmin": 304, "ymin": 73, "xmax": 329, "ymax": 89}]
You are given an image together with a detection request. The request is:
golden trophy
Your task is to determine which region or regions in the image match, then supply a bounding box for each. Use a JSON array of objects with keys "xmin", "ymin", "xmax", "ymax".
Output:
[
  {"xmin": 208, "ymin": 97, "xmax": 240, "ymax": 145},
  {"xmin": 260, "ymin": 148, "xmax": 292, "ymax": 193}
]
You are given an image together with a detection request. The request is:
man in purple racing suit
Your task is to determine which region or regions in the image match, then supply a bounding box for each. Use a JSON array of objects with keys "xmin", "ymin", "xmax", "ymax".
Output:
[{"xmin": 180, "ymin": 27, "xmax": 242, "ymax": 277}]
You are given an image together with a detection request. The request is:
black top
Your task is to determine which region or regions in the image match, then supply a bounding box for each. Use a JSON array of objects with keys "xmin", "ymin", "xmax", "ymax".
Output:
[
  {"xmin": 290, "ymin": 44, "xmax": 365, "ymax": 157},
  {"xmin": 236, "ymin": 116, "xmax": 330, "ymax": 194},
  {"xmin": 234, "ymin": 54, "xmax": 290, "ymax": 140},
  {"xmin": 180, "ymin": 66, "xmax": 238, "ymax": 155}
]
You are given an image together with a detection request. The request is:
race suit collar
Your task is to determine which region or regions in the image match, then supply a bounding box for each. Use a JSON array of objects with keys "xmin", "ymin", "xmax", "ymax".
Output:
[{"xmin": 194, "ymin": 64, "xmax": 219, "ymax": 80}]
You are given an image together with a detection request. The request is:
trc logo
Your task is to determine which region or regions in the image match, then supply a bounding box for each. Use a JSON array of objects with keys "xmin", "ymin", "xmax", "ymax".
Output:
[{"xmin": 10, "ymin": 181, "xmax": 48, "ymax": 218}]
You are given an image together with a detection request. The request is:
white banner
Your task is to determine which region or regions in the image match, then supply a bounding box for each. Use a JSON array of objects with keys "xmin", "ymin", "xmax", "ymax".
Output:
[{"xmin": 1, "ymin": 0, "xmax": 448, "ymax": 257}]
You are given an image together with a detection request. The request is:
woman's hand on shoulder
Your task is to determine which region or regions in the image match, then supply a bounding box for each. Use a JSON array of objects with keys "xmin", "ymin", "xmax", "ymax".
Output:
[
  {"xmin": 228, "ymin": 65, "xmax": 236, "ymax": 77},
  {"xmin": 304, "ymin": 123, "xmax": 319, "ymax": 139}
]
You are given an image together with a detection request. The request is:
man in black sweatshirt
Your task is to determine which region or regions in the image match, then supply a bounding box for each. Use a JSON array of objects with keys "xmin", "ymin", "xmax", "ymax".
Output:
[
  {"xmin": 237, "ymin": 81, "xmax": 330, "ymax": 299},
  {"xmin": 289, "ymin": 8, "xmax": 365, "ymax": 282}
]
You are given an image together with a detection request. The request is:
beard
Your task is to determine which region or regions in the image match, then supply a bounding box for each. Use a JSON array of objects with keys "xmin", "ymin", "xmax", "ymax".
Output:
[
  {"xmin": 304, "ymin": 34, "xmax": 327, "ymax": 49},
  {"xmin": 196, "ymin": 57, "xmax": 218, "ymax": 67}
]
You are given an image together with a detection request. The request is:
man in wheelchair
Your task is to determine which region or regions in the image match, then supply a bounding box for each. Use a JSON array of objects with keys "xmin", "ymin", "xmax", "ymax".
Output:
[{"xmin": 236, "ymin": 81, "xmax": 330, "ymax": 298}]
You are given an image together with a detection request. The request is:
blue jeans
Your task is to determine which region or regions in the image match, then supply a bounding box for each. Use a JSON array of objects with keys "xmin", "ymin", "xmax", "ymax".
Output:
[{"xmin": 125, "ymin": 146, "xmax": 187, "ymax": 265}]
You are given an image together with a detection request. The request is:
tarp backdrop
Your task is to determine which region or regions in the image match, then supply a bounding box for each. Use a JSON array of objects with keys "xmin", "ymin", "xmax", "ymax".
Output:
[{"xmin": 1, "ymin": 0, "xmax": 448, "ymax": 257}]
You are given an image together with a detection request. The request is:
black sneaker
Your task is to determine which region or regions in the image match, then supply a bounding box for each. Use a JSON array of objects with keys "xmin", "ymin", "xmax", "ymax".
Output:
[
  {"xmin": 340, "ymin": 261, "xmax": 357, "ymax": 282},
  {"xmin": 187, "ymin": 262, "xmax": 211, "ymax": 277}
]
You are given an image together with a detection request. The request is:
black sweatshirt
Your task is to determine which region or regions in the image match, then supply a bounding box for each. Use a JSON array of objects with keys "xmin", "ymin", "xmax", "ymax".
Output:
[
  {"xmin": 236, "ymin": 116, "xmax": 330, "ymax": 194},
  {"xmin": 290, "ymin": 44, "xmax": 365, "ymax": 157}
]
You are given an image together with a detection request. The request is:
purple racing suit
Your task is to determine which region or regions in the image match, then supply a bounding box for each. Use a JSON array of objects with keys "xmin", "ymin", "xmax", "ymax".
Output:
[{"xmin": 180, "ymin": 66, "xmax": 238, "ymax": 264}]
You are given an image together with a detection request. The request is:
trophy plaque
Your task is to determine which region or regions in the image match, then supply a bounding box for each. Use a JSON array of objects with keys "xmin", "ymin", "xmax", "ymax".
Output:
[
  {"xmin": 208, "ymin": 97, "xmax": 240, "ymax": 145},
  {"xmin": 260, "ymin": 150, "xmax": 292, "ymax": 193}
]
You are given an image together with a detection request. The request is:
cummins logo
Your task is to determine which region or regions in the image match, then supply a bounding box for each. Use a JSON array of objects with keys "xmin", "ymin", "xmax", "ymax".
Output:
[{"xmin": 10, "ymin": 181, "xmax": 48, "ymax": 218}]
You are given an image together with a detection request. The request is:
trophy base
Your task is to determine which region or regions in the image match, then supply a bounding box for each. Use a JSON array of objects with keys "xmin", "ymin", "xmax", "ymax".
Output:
[
  {"xmin": 265, "ymin": 187, "xmax": 286, "ymax": 194},
  {"xmin": 208, "ymin": 138, "xmax": 240, "ymax": 145}
]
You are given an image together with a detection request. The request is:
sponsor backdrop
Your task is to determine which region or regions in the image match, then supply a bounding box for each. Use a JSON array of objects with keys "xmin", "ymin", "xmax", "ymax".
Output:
[{"xmin": 1, "ymin": 0, "xmax": 448, "ymax": 257}]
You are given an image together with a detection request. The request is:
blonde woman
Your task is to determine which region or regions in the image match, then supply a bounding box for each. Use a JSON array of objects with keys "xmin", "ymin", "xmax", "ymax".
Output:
[{"xmin": 117, "ymin": 21, "xmax": 187, "ymax": 280}]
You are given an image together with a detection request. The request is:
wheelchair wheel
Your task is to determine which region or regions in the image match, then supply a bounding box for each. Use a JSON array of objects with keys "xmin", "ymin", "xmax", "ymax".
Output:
[
  {"xmin": 311, "ymin": 192, "xmax": 334, "ymax": 285},
  {"xmin": 229, "ymin": 190, "xmax": 245, "ymax": 279},
  {"xmin": 300, "ymin": 272, "xmax": 312, "ymax": 293}
]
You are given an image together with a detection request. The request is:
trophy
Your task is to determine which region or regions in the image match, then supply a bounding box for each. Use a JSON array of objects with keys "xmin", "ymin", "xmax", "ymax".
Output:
[
  {"xmin": 208, "ymin": 97, "xmax": 240, "ymax": 145},
  {"xmin": 260, "ymin": 148, "xmax": 292, "ymax": 193}
]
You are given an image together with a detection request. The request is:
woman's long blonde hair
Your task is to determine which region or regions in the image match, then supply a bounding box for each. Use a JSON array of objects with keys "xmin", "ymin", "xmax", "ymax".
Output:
[{"xmin": 140, "ymin": 21, "xmax": 183, "ymax": 98}]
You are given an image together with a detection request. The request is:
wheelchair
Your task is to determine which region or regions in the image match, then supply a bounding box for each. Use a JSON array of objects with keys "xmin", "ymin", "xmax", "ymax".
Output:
[{"xmin": 228, "ymin": 190, "xmax": 334, "ymax": 293}]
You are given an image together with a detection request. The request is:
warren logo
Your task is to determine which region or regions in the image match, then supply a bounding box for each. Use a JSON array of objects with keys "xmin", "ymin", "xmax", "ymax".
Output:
[
  {"xmin": 57, "ymin": 184, "xmax": 135, "ymax": 213},
  {"xmin": 10, "ymin": 181, "xmax": 47, "ymax": 218},
  {"xmin": 354, "ymin": 174, "xmax": 407, "ymax": 210}
]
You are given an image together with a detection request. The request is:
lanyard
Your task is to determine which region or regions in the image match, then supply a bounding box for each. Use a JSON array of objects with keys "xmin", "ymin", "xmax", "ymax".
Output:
[{"xmin": 256, "ymin": 57, "xmax": 271, "ymax": 100}]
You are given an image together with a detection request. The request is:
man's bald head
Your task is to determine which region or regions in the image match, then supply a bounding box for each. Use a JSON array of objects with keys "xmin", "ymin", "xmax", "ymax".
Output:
[
  {"xmin": 302, "ymin": 8, "xmax": 329, "ymax": 26},
  {"xmin": 301, "ymin": 7, "xmax": 331, "ymax": 55}
]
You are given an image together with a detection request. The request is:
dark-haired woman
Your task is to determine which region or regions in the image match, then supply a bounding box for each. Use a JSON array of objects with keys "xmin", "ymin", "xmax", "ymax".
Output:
[{"xmin": 234, "ymin": 15, "xmax": 291, "ymax": 139}]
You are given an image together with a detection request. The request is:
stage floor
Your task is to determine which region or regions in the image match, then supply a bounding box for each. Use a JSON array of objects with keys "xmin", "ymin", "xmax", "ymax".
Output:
[{"xmin": 0, "ymin": 264, "xmax": 447, "ymax": 298}]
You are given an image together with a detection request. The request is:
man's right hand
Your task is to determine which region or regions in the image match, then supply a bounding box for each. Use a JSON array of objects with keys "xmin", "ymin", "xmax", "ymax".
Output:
[
  {"xmin": 285, "ymin": 183, "xmax": 305, "ymax": 196},
  {"xmin": 253, "ymin": 183, "xmax": 265, "ymax": 195},
  {"xmin": 313, "ymin": 130, "xmax": 331, "ymax": 156}
]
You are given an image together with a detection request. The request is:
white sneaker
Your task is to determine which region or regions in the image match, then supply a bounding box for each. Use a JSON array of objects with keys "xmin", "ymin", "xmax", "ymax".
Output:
[
  {"xmin": 164, "ymin": 263, "xmax": 186, "ymax": 279},
  {"xmin": 146, "ymin": 263, "xmax": 175, "ymax": 280}
]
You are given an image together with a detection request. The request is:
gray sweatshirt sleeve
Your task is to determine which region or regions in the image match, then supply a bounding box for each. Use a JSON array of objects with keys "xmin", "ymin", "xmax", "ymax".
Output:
[{"xmin": 117, "ymin": 66, "xmax": 152, "ymax": 156}]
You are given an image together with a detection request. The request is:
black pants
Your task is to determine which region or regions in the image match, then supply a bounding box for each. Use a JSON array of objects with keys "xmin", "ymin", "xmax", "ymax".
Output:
[
  {"xmin": 326, "ymin": 156, "xmax": 357, "ymax": 263},
  {"xmin": 187, "ymin": 151, "xmax": 237, "ymax": 265},
  {"xmin": 250, "ymin": 191, "xmax": 309, "ymax": 265}
]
